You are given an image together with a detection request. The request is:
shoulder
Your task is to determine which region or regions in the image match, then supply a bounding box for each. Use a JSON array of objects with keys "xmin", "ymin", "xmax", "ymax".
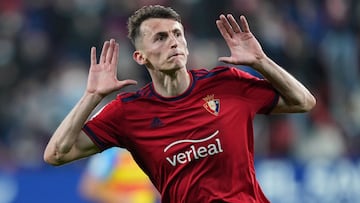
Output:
[
  {"xmin": 117, "ymin": 83, "xmax": 153, "ymax": 103},
  {"xmin": 191, "ymin": 66, "xmax": 232, "ymax": 80},
  {"xmin": 191, "ymin": 66, "xmax": 256, "ymax": 81}
]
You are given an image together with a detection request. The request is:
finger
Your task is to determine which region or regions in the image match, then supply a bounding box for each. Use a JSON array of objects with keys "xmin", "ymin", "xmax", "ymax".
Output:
[
  {"xmin": 216, "ymin": 20, "xmax": 231, "ymax": 40},
  {"xmin": 99, "ymin": 41, "xmax": 110, "ymax": 63},
  {"xmin": 240, "ymin": 15, "xmax": 250, "ymax": 33},
  {"xmin": 227, "ymin": 14, "xmax": 242, "ymax": 33},
  {"xmin": 111, "ymin": 43, "xmax": 119, "ymax": 65},
  {"xmin": 121, "ymin": 79, "xmax": 138, "ymax": 86},
  {"xmin": 106, "ymin": 39, "xmax": 115, "ymax": 63},
  {"xmin": 218, "ymin": 56, "xmax": 233, "ymax": 63},
  {"xmin": 116, "ymin": 79, "xmax": 138, "ymax": 89},
  {"xmin": 219, "ymin": 14, "xmax": 234, "ymax": 38},
  {"xmin": 90, "ymin": 47, "xmax": 97, "ymax": 65}
]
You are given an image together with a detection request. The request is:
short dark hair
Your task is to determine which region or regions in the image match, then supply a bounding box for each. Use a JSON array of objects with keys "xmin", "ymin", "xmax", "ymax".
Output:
[{"xmin": 127, "ymin": 5, "xmax": 181, "ymax": 46}]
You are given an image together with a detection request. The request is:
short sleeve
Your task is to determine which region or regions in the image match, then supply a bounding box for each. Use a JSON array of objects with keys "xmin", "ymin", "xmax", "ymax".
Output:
[
  {"xmin": 82, "ymin": 97, "xmax": 128, "ymax": 151},
  {"xmin": 230, "ymin": 67, "xmax": 279, "ymax": 114}
]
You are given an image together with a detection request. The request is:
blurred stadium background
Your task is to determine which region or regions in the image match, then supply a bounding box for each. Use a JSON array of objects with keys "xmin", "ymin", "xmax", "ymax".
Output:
[{"xmin": 0, "ymin": 0, "xmax": 360, "ymax": 202}]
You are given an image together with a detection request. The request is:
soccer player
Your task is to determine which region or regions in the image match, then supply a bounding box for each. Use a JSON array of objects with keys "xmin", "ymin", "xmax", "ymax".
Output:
[{"xmin": 44, "ymin": 5, "xmax": 316, "ymax": 203}]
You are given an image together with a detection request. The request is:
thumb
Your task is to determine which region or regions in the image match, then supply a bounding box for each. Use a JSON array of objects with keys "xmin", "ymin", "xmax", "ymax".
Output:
[
  {"xmin": 218, "ymin": 56, "xmax": 234, "ymax": 64},
  {"xmin": 116, "ymin": 79, "xmax": 138, "ymax": 89}
]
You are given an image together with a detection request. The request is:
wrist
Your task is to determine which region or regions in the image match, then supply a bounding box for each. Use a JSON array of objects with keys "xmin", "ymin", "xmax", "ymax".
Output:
[
  {"xmin": 83, "ymin": 91, "xmax": 104, "ymax": 105},
  {"xmin": 251, "ymin": 55, "xmax": 270, "ymax": 71}
]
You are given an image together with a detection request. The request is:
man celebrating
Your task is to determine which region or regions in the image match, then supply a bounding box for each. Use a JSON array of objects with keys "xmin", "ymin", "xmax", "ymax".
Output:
[{"xmin": 44, "ymin": 5, "xmax": 315, "ymax": 203}]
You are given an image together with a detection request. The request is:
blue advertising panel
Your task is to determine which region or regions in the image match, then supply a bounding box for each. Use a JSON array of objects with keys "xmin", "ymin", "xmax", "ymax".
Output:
[{"xmin": 1, "ymin": 158, "xmax": 359, "ymax": 203}]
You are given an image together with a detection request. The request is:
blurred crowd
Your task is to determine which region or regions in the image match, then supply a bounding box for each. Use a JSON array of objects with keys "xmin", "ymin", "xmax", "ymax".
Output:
[{"xmin": 0, "ymin": 0, "xmax": 359, "ymax": 170}]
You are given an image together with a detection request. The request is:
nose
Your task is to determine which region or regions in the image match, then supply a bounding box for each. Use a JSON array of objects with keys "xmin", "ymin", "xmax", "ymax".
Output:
[{"xmin": 169, "ymin": 34, "xmax": 178, "ymax": 48}]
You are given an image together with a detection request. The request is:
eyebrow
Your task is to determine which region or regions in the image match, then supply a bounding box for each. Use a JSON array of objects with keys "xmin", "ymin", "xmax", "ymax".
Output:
[
  {"xmin": 153, "ymin": 28, "xmax": 182, "ymax": 37},
  {"xmin": 155, "ymin": 32, "xmax": 168, "ymax": 37}
]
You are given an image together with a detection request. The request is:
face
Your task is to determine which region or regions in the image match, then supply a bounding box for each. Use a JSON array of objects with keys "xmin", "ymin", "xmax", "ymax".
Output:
[{"xmin": 133, "ymin": 18, "xmax": 189, "ymax": 72}]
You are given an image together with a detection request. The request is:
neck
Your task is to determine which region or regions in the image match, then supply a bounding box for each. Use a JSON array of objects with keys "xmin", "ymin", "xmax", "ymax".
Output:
[{"xmin": 149, "ymin": 68, "xmax": 190, "ymax": 97}]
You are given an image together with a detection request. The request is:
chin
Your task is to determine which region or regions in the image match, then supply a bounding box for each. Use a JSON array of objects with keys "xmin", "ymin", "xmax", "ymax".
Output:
[{"xmin": 160, "ymin": 65, "xmax": 186, "ymax": 74}]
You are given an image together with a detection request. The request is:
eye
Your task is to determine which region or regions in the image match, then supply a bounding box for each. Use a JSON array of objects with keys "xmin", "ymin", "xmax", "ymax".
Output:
[
  {"xmin": 174, "ymin": 31, "xmax": 182, "ymax": 37},
  {"xmin": 155, "ymin": 33, "xmax": 167, "ymax": 42}
]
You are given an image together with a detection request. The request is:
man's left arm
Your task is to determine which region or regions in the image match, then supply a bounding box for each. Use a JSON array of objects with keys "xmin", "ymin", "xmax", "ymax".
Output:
[
  {"xmin": 251, "ymin": 56, "xmax": 316, "ymax": 113},
  {"xmin": 216, "ymin": 14, "xmax": 316, "ymax": 113}
]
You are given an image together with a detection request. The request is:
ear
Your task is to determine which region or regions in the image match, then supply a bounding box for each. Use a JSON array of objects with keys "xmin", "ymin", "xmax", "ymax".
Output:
[{"xmin": 133, "ymin": 50, "xmax": 147, "ymax": 65}]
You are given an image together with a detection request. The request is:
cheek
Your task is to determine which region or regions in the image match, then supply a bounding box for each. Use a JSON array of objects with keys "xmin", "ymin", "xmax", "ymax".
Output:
[
  {"xmin": 181, "ymin": 39, "xmax": 189, "ymax": 53},
  {"xmin": 146, "ymin": 44, "xmax": 160, "ymax": 54},
  {"xmin": 146, "ymin": 50, "xmax": 164, "ymax": 63}
]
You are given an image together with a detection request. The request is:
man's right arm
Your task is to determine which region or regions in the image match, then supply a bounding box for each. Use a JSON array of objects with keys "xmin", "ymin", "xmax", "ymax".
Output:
[
  {"xmin": 44, "ymin": 39, "xmax": 137, "ymax": 166},
  {"xmin": 43, "ymin": 92, "xmax": 102, "ymax": 166}
]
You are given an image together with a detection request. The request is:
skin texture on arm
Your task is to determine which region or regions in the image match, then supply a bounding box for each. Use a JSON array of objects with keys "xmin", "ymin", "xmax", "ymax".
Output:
[
  {"xmin": 216, "ymin": 14, "xmax": 316, "ymax": 113},
  {"xmin": 43, "ymin": 39, "xmax": 137, "ymax": 166}
]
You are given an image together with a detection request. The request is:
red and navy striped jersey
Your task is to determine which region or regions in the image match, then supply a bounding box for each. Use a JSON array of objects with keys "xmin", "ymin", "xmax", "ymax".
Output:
[{"xmin": 83, "ymin": 66, "xmax": 278, "ymax": 203}]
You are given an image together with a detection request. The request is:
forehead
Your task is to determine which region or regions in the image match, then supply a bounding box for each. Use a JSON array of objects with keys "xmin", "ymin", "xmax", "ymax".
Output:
[{"xmin": 140, "ymin": 18, "xmax": 184, "ymax": 36}]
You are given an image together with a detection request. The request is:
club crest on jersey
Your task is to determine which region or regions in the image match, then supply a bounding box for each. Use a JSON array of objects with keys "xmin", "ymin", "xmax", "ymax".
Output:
[{"xmin": 203, "ymin": 94, "xmax": 220, "ymax": 116}]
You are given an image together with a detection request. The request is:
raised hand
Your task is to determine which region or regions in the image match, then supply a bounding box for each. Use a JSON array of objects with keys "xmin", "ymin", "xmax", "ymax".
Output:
[
  {"xmin": 216, "ymin": 14, "xmax": 266, "ymax": 67},
  {"xmin": 86, "ymin": 39, "xmax": 137, "ymax": 98}
]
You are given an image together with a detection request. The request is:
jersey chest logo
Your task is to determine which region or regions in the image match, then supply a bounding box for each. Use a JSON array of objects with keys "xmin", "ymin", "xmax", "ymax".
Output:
[
  {"xmin": 202, "ymin": 94, "xmax": 220, "ymax": 116},
  {"xmin": 164, "ymin": 130, "xmax": 223, "ymax": 167}
]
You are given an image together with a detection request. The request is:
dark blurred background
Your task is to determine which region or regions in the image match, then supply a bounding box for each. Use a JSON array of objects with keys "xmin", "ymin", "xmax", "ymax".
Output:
[{"xmin": 0, "ymin": 0, "xmax": 359, "ymax": 202}]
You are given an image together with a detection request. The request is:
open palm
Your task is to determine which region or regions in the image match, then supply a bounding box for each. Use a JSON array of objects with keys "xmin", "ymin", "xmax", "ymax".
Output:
[
  {"xmin": 216, "ymin": 14, "xmax": 265, "ymax": 66},
  {"xmin": 86, "ymin": 39, "xmax": 137, "ymax": 98}
]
